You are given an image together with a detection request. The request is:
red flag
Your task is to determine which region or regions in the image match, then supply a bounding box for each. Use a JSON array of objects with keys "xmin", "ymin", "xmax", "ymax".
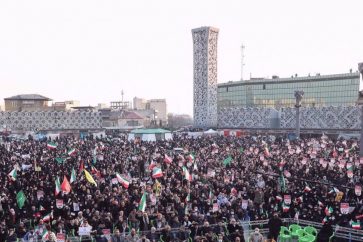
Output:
[
  {"xmin": 61, "ymin": 176, "xmax": 71, "ymax": 193},
  {"xmin": 79, "ymin": 160, "xmax": 84, "ymax": 173},
  {"xmin": 91, "ymin": 166, "xmax": 101, "ymax": 178}
]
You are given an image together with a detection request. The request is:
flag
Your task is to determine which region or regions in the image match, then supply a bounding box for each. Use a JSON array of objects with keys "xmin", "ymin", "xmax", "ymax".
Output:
[
  {"xmin": 182, "ymin": 166, "xmax": 192, "ymax": 181},
  {"xmin": 41, "ymin": 230, "xmax": 49, "ymax": 241},
  {"xmin": 223, "ymin": 156, "xmax": 232, "ymax": 166},
  {"xmin": 347, "ymin": 166, "xmax": 353, "ymax": 178},
  {"xmin": 67, "ymin": 148, "xmax": 76, "ymax": 156},
  {"xmin": 116, "ymin": 173, "xmax": 130, "ymax": 188},
  {"xmin": 8, "ymin": 168, "xmax": 17, "ymax": 181},
  {"xmin": 325, "ymin": 206, "xmax": 333, "ymax": 216},
  {"xmin": 61, "ymin": 176, "xmax": 71, "ymax": 193},
  {"xmin": 55, "ymin": 157, "xmax": 65, "ymax": 164},
  {"xmin": 55, "ymin": 177, "xmax": 61, "ymax": 196},
  {"xmin": 152, "ymin": 167, "xmax": 163, "ymax": 178},
  {"xmin": 84, "ymin": 170, "xmax": 97, "ymax": 186},
  {"xmin": 42, "ymin": 213, "xmax": 52, "ymax": 222},
  {"xmin": 278, "ymin": 160, "xmax": 286, "ymax": 171},
  {"xmin": 164, "ymin": 154, "xmax": 173, "ymax": 164},
  {"xmin": 39, "ymin": 205, "xmax": 45, "ymax": 211},
  {"xmin": 276, "ymin": 195, "xmax": 283, "ymax": 201},
  {"xmin": 186, "ymin": 193, "xmax": 190, "ymax": 202},
  {"xmin": 304, "ymin": 185, "xmax": 311, "ymax": 192},
  {"xmin": 47, "ymin": 142, "xmax": 57, "ymax": 149},
  {"xmin": 138, "ymin": 193, "xmax": 147, "ymax": 212},
  {"xmin": 187, "ymin": 154, "xmax": 195, "ymax": 162},
  {"xmin": 282, "ymin": 203, "xmax": 289, "ymax": 212},
  {"xmin": 79, "ymin": 160, "xmax": 84, "ymax": 173},
  {"xmin": 318, "ymin": 201, "xmax": 324, "ymax": 207},
  {"xmin": 70, "ymin": 168, "xmax": 76, "ymax": 183},
  {"xmin": 329, "ymin": 187, "xmax": 339, "ymax": 194},
  {"xmin": 148, "ymin": 160, "xmax": 157, "ymax": 170},
  {"xmin": 264, "ymin": 147, "xmax": 270, "ymax": 157},
  {"xmin": 296, "ymin": 196, "xmax": 303, "ymax": 203},
  {"xmin": 239, "ymin": 148, "xmax": 244, "ymax": 153},
  {"xmin": 322, "ymin": 217, "xmax": 328, "ymax": 224},
  {"xmin": 91, "ymin": 166, "xmax": 101, "ymax": 178},
  {"xmin": 16, "ymin": 190, "xmax": 26, "ymax": 209},
  {"xmin": 352, "ymin": 222, "xmax": 361, "ymax": 229}
]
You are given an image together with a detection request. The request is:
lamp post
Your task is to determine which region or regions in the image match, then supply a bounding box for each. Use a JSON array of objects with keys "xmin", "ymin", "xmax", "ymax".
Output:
[
  {"xmin": 358, "ymin": 63, "xmax": 363, "ymax": 157},
  {"xmin": 294, "ymin": 90, "xmax": 304, "ymax": 139}
]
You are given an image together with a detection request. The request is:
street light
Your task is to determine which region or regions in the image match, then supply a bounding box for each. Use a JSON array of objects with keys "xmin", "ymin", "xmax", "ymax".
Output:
[
  {"xmin": 358, "ymin": 63, "xmax": 363, "ymax": 157},
  {"xmin": 294, "ymin": 90, "xmax": 304, "ymax": 139}
]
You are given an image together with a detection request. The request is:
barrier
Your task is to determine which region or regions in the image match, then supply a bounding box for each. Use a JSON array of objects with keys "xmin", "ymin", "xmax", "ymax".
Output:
[{"xmin": 16, "ymin": 218, "xmax": 363, "ymax": 242}]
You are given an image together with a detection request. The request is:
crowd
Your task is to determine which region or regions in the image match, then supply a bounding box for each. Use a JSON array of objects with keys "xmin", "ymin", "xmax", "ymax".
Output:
[{"xmin": 0, "ymin": 133, "xmax": 362, "ymax": 242}]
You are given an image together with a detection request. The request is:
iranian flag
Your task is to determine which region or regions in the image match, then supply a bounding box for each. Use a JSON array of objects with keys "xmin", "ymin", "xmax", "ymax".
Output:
[
  {"xmin": 39, "ymin": 205, "xmax": 45, "ymax": 211},
  {"xmin": 347, "ymin": 167, "xmax": 353, "ymax": 178},
  {"xmin": 152, "ymin": 167, "xmax": 163, "ymax": 178},
  {"xmin": 325, "ymin": 206, "xmax": 333, "ymax": 216},
  {"xmin": 322, "ymin": 217, "xmax": 328, "ymax": 224},
  {"xmin": 276, "ymin": 195, "xmax": 283, "ymax": 201},
  {"xmin": 352, "ymin": 222, "xmax": 361, "ymax": 229},
  {"xmin": 41, "ymin": 230, "xmax": 49, "ymax": 241},
  {"xmin": 185, "ymin": 193, "xmax": 190, "ymax": 202},
  {"xmin": 304, "ymin": 185, "xmax": 312, "ymax": 192},
  {"xmin": 182, "ymin": 166, "xmax": 192, "ymax": 181},
  {"xmin": 67, "ymin": 148, "xmax": 76, "ymax": 156},
  {"xmin": 318, "ymin": 201, "xmax": 324, "ymax": 207},
  {"xmin": 47, "ymin": 142, "xmax": 57, "ymax": 149},
  {"xmin": 278, "ymin": 160, "xmax": 286, "ymax": 171},
  {"xmin": 164, "ymin": 154, "xmax": 173, "ymax": 164},
  {"xmin": 42, "ymin": 213, "xmax": 52, "ymax": 222},
  {"xmin": 148, "ymin": 160, "xmax": 157, "ymax": 171},
  {"xmin": 296, "ymin": 196, "xmax": 303, "ymax": 203},
  {"xmin": 138, "ymin": 193, "xmax": 147, "ymax": 212},
  {"xmin": 70, "ymin": 168, "xmax": 76, "ymax": 184},
  {"xmin": 187, "ymin": 154, "xmax": 195, "ymax": 162},
  {"xmin": 8, "ymin": 168, "xmax": 17, "ymax": 181},
  {"xmin": 55, "ymin": 177, "xmax": 61, "ymax": 196},
  {"xmin": 282, "ymin": 203, "xmax": 289, "ymax": 212},
  {"xmin": 116, "ymin": 173, "xmax": 130, "ymax": 188}
]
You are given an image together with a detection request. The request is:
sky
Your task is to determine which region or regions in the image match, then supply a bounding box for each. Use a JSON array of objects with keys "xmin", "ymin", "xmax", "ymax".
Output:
[{"xmin": 0, "ymin": 0, "xmax": 362, "ymax": 116}]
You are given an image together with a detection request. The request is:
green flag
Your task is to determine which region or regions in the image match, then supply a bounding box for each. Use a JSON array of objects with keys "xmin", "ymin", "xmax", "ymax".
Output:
[
  {"xmin": 17, "ymin": 190, "xmax": 26, "ymax": 209},
  {"xmin": 55, "ymin": 157, "xmax": 65, "ymax": 164},
  {"xmin": 138, "ymin": 193, "xmax": 147, "ymax": 212},
  {"xmin": 223, "ymin": 156, "xmax": 232, "ymax": 166}
]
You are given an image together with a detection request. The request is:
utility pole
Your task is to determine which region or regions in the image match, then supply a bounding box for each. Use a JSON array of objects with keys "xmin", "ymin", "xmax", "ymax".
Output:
[
  {"xmin": 241, "ymin": 44, "xmax": 245, "ymax": 81},
  {"xmin": 358, "ymin": 63, "xmax": 363, "ymax": 157}
]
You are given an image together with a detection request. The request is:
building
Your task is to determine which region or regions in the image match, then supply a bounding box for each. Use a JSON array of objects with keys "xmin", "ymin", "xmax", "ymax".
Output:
[
  {"xmin": 147, "ymin": 99, "xmax": 167, "ymax": 123},
  {"xmin": 4, "ymin": 94, "xmax": 52, "ymax": 111},
  {"xmin": 133, "ymin": 97, "xmax": 147, "ymax": 110},
  {"xmin": 110, "ymin": 101, "xmax": 131, "ymax": 110},
  {"xmin": 192, "ymin": 26, "xmax": 219, "ymax": 128},
  {"xmin": 218, "ymin": 72, "xmax": 360, "ymax": 108},
  {"xmin": 133, "ymin": 97, "xmax": 167, "ymax": 126}
]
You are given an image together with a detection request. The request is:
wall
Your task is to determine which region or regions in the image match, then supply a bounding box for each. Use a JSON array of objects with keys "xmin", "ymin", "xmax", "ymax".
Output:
[
  {"xmin": 0, "ymin": 111, "xmax": 102, "ymax": 131},
  {"xmin": 218, "ymin": 106, "xmax": 360, "ymax": 130}
]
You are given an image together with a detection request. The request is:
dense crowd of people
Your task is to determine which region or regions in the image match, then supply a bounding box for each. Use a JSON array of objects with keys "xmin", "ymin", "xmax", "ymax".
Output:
[{"xmin": 0, "ymin": 133, "xmax": 362, "ymax": 242}]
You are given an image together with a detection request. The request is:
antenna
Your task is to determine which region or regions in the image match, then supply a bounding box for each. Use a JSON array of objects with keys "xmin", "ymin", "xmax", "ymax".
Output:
[
  {"xmin": 241, "ymin": 44, "xmax": 245, "ymax": 81},
  {"xmin": 121, "ymin": 90, "xmax": 124, "ymax": 102}
]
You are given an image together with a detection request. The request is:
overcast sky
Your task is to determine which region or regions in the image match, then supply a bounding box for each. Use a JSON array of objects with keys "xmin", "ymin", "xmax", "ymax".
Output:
[{"xmin": 0, "ymin": 0, "xmax": 362, "ymax": 115}]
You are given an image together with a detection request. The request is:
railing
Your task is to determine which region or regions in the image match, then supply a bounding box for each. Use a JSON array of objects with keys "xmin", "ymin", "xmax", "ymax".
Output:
[{"xmin": 17, "ymin": 218, "xmax": 363, "ymax": 242}]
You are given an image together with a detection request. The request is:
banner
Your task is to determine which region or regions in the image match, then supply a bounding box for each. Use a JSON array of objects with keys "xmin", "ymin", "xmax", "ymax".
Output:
[
  {"xmin": 56, "ymin": 199, "xmax": 64, "ymax": 209},
  {"xmin": 78, "ymin": 226, "xmax": 92, "ymax": 236},
  {"xmin": 355, "ymin": 185, "xmax": 362, "ymax": 196},
  {"xmin": 212, "ymin": 203, "xmax": 219, "ymax": 212},
  {"xmin": 111, "ymin": 178, "xmax": 118, "ymax": 185},
  {"xmin": 242, "ymin": 200, "xmax": 248, "ymax": 210},
  {"xmin": 56, "ymin": 233, "xmax": 65, "ymax": 242},
  {"xmin": 340, "ymin": 203, "xmax": 349, "ymax": 214},
  {"xmin": 73, "ymin": 202, "xmax": 80, "ymax": 212},
  {"xmin": 284, "ymin": 195, "xmax": 291, "ymax": 205}
]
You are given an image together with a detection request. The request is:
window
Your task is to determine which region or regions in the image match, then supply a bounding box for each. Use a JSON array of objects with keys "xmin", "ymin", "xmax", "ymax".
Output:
[{"xmin": 263, "ymin": 84, "xmax": 266, "ymax": 90}]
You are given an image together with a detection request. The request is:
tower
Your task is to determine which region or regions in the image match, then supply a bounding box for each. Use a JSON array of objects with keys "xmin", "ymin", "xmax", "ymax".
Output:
[{"xmin": 192, "ymin": 26, "xmax": 219, "ymax": 128}]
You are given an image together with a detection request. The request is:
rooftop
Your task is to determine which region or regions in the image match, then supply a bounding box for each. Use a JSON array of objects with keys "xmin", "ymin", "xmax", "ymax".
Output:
[
  {"xmin": 122, "ymin": 111, "xmax": 144, "ymax": 120},
  {"xmin": 4, "ymin": 94, "xmax": 52, "ymax": 101},
  {"xmin": 218, "ymin": 72, "xmax": 360, "ymax": 87}
]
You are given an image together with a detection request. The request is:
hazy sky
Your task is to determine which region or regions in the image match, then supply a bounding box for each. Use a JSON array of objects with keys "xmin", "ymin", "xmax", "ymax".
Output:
[{"xmin": 0, "ymin": 0, "xmax": 362, "ymax": 115}]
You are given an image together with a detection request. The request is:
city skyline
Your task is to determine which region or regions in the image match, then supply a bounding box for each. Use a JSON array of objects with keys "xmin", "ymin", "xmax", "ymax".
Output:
[{"xmin": 0, "ymin": 0, "xmax": 362, "ymax": 116}]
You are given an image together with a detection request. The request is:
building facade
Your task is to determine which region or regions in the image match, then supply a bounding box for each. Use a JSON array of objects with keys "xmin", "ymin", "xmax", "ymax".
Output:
[
  {"xmin": 192, "ymin": 26, "xmax": 219, "ymax": 128},
  {"xmin": 147, "ymin": 99, "xmax": 167, "ymax": 123},
  {"xmin": 4, "ymin": 94, "xmax": 52, "ymax": 111},
  {"xmin": 218, "ymin": 72, "xmax": 360, "ymax": 109},
  {"xmin": 133, "ymin": 97, "xmax": 147, "ymax": 110}
]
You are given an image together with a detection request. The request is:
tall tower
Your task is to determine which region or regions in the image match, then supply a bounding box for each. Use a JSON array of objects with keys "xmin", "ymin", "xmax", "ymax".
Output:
[{"xmin": 192, "ymin": 26, "xmax": 219, "ymax": 128}]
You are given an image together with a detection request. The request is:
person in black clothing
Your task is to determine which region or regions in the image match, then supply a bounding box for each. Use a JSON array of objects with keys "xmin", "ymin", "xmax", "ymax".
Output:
[
  {"xmin": 268, "ymin": 213, "xmax": 282, "ymax": 241},
  {"xmin": 317, "ymin": 221, "xmax": 334, "ymax": 242}
]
